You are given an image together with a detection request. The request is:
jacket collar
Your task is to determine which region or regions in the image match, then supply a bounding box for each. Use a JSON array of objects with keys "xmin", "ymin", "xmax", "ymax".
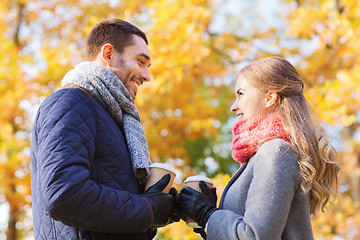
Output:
[{"xmin": 219, "ymin": 161, "xmax": 248, "ymax": 209}]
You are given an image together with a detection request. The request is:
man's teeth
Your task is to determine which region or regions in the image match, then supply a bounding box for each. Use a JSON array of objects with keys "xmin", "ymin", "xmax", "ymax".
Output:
[{"xmin": 131, "ymin": 80, "xmax": 140, "ymax": 86}]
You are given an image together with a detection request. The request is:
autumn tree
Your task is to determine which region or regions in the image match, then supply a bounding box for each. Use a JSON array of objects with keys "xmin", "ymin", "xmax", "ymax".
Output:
[
  {"xmin": 284, "ymin": 0, "xmax": 360, "ymax": 201},
  {"xmin": 0, "ymin": 1, "xmax": 33, "ymax": 239},
  {"xmin": 244, "ymin": 0, "xmax": 360, "ymax": 238},
  {"xmin": 1, "ymin": 0, "xmax": 244, "ymax": 239},
  {"xmin": 157, "ymin": 0, "xmax": 360, "ymax": 238},
  {"xmin": 3, "ymin": 0, "xmax": 359, "ymax": 239},
  {"xmin": 137, "ymin": 0, "xmax": 244, "ymax": 177},
  {"xmin": 284, "ymin": 0, "xmax": 360, "ymax": 237},
  {"xmin": 0, "ymin": 0, "xmax": 151, "ymax": 239}
]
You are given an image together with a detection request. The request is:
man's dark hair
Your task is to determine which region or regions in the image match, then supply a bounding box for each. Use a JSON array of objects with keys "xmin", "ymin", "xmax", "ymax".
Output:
[{"xmin": 85, "ymin": 19, "xmax": 148, "ymax": 61}]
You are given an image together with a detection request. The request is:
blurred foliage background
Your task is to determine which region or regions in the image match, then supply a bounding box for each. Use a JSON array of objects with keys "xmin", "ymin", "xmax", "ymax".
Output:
[{"xmin": 1, "ymin": 0, "xmax": 359, "ymax": 239}]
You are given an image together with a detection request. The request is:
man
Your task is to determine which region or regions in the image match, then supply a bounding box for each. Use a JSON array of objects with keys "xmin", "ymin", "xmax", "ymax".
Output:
[{"xmin": 31, "ymin": 19, "xmax": 176, "ymax": 240}]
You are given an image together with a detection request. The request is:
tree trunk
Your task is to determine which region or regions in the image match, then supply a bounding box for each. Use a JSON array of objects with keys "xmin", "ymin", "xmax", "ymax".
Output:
[
  {"xmin": 6, "ymin": 206, "xmax": 17, "ymax": 240},
  {"xmin": 349, "ymin": 149, "xmax": 360, "ymax": 202},
  {"xmin": 341, "ymin": 125, "xmax": 360, "ymax": 202},
  {"xmin": 13, "ymin": 2, "xmax": 24, "ymax": 48},
  {"xmin": 350, "ymin": 168, "xmax": 360, "ymax": 202},
  {"xmin": 5, "ymin": 4, "xmax": 25, "ymax": 239}
]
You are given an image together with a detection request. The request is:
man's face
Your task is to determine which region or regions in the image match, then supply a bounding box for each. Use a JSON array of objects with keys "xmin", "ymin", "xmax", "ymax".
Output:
[{"xmin": 109, "ymin": 35, "xmax": 151, "ymax": 100}]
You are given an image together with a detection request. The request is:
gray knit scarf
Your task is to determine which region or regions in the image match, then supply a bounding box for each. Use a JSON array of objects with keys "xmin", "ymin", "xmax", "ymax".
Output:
[{"xmin": 61, "ymin": 61, "xmax": 151, "ymax": 186}]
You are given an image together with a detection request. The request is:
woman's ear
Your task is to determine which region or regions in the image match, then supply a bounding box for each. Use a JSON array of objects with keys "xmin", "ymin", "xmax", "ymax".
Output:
[
  {"xmin": 100, "ymin": 43, "xmax": 113, "ymax": 68},
  {"xmin": 265, "ymin": 91, "xmax": 278, "ymax": 109}
]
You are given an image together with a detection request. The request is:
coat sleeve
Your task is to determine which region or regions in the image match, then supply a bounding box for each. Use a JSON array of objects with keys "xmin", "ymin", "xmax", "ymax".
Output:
[
  {"xmin": 207, "ymin": 139, "xmax": 301, "ymax": 240},
  {"xmin": 34, "ymin": 89, "xmax": 153, "ymax": 234}
]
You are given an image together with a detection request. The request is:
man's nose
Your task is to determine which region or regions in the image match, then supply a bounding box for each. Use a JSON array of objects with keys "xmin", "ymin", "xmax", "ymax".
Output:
[{"xmin": 141, "ymin": 68, "xmax": 151, "ymax": 82}]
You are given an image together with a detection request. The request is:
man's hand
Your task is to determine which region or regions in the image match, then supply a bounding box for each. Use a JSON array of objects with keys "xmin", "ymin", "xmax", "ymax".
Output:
[{"xmin": 142, "ymin": 174, "xmax": 176, "ymax": 228}]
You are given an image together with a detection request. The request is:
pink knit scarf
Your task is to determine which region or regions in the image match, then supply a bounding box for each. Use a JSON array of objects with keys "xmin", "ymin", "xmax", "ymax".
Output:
[{"xmin": 231, "ymin": 114, "xmax": 290, "ymax": 164}]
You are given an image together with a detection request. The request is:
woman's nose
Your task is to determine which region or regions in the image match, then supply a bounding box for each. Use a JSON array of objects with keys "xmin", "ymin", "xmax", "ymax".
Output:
[{"xmin": 230, "ymin": 100, "xmax": 238, "ymax": 112}]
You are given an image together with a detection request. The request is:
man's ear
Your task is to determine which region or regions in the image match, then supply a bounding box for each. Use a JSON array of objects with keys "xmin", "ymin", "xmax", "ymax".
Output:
[
  {"xmin": 100, "ymin": 43, "xmax": 113, "ymax": 68},
  {"xmin": 265, "ymin": 91, "xmax": 278, "ymax": 109}
]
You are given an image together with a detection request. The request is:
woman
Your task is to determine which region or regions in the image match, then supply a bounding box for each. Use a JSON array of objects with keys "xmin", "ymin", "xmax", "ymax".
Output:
[{"xmin": 178, "ymin": 57, "xmax": 339, "ymax": 239}]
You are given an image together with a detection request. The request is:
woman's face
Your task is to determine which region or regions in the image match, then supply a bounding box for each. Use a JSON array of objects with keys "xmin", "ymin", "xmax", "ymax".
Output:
[{"xmin": 230, "ymin": 74, "xmax": 270, "ymax": 121}]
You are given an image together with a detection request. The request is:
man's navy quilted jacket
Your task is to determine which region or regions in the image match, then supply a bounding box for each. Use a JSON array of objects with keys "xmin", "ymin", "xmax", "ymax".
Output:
[{"xmin": 30, "ymin": 88, "xmax": 154, "ymax": 239}]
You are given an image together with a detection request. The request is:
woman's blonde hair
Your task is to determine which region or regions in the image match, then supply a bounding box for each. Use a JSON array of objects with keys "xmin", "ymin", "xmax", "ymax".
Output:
[{"xmin": 240, "ymin": 56, "xmax": 340, "ymax": 214}]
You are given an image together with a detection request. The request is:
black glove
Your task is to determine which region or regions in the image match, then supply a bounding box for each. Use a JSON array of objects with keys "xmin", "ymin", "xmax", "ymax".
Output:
[
  {"xmin": 168, "ymin": 187, "xmax": 180, "ymax": 224},
  {"xmin": 179, "ymin": 181, "xmax": 218, "ymax": 228},
  {"xmin": 193, "ymin": 227, "xmax": 207, "ymax": 239},
  {"xmin": 142, "ymin": 174, "xmax": 175, "ymax": 228},
  {"xmin": 173, "ymin": 191, "xmax": 187, "ymax": 222}
]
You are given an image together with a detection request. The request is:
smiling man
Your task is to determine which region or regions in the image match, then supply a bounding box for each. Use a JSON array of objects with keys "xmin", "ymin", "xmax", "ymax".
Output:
[{"xmin": 30, "ymin": 19, "xmax": 176, "ymax": 240}]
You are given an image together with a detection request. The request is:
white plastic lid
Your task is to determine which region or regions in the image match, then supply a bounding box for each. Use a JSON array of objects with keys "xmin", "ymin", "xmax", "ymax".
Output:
[
  {"xmin": 184, "ymin": 175, "xmax": 213, "ymax": 184},
  {"xmin": 149, "ymin": 163, "xmax": 176, "ymax": 174}
]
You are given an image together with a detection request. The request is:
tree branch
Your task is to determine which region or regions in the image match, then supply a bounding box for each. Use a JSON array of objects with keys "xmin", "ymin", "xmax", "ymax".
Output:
[
  {"xmin": 13, "ymin": 2, "xmax": 25, "ymax": 48},
  {"xmin": 336, "ymin": 0, "xmax": 344, "ymax": 14}
]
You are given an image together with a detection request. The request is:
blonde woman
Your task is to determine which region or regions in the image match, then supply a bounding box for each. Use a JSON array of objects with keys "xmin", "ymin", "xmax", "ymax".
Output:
[{"xmin": 178, "ymin": 56, "xmax": 340, "ymax": 239}]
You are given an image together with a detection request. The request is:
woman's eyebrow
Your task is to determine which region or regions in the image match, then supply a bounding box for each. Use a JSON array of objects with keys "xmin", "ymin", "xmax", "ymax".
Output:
[{"xmin": 236, "ymin": 88, "xmax": 244, "ymax": 94}]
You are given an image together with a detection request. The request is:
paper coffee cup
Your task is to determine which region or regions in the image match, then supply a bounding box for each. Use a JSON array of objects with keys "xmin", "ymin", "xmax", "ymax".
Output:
[
  {"xmin": 145, "ymin": 163, "xmax": 176, "ymax": 193},
  {"xmin": 184, "ymin": 175, "xmax": 213, "ymax": 228}
]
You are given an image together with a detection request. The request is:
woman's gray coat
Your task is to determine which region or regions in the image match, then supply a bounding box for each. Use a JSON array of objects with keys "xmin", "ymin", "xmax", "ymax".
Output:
[{"xmin": 207, "ymin": 139, "xmax": 314, "ymax": 240}]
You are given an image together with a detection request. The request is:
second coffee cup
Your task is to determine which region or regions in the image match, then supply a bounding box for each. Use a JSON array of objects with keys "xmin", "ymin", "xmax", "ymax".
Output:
[{"xmin": 183, "ymin": 175, "xmax": 213, "ymax": 228}]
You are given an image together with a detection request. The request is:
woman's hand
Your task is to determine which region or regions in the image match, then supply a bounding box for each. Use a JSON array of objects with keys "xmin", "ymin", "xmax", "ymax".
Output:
[{"xmin": 178, "ymin": 181, "xmax": 218, "ymax": 228}]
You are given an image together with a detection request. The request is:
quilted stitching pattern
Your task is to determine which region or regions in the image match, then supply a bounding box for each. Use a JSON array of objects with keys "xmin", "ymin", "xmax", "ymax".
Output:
[{"xmin": 31, "ymin": 89, "xmax": 153, "ymax": 240}]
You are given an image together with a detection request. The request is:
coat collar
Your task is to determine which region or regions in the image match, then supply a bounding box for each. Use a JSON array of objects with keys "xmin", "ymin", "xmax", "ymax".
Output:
[{"xmin": 219, "ymin": 161, "xmax": 248, "ymax": 209}]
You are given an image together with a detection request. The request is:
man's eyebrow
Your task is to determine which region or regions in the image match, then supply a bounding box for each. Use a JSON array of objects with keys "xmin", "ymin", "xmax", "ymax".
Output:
[
  {"xmin": 138, "ymin": 53, "xmax": 151, "ymax": 66},
  {"xmin": 138, "ymin": 53, "xmax": 151, "ymax": 61}
]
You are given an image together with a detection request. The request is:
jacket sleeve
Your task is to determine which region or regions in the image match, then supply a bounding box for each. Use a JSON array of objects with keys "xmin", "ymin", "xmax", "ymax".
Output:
[
  {"xmin": 34, "ymin": 89, "xmax": 153, "ymax": 234},
  {"xmin": 207, "ymin": 139, "xmax": 301, "ymax": 240}
]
